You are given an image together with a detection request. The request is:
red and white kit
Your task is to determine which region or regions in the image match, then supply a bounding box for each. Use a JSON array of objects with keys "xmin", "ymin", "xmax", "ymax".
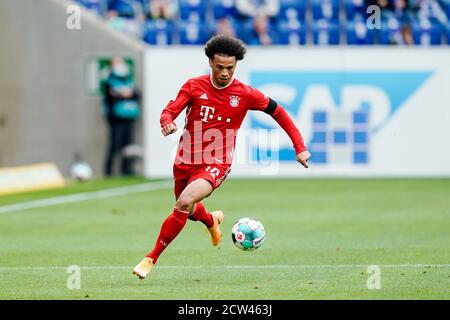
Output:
[{"xmin": 160, "ymin": 74, "xmax": 307, "ymax": 197}]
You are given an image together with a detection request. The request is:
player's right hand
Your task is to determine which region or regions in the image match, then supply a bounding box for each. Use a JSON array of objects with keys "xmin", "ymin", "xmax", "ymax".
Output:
[
  {"xmin": 161, "ymin": 123, "xmax": 177, "ymax": 136},
  {"xmin": 296, "ymin": 150, "xmax": 311, "ymax": 168}
]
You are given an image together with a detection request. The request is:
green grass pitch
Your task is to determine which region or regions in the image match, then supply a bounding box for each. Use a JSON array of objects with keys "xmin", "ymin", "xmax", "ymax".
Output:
[{"xmin": 0, "ymin": 177, "xmax": 449, "ymax": 299}]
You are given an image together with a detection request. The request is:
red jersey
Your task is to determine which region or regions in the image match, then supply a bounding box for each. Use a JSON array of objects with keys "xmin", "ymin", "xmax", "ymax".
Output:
[{"xmin": 160, "ymin": 74, "xmax": 306, "ymax": 165}]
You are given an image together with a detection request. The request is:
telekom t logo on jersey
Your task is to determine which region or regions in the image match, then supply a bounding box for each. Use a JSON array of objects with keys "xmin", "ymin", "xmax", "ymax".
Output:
[
  {"xmin": 200, "ymin": 106, "xmax": 215, "ymax": 122},
  {"xmin": 200, "ymin": 105, "xmax": 232, "ymax": 123}
]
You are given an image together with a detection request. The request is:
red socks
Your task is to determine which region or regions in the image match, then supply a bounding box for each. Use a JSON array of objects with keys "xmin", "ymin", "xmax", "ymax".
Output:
[
  {"xmin": 146, "ymin": 208, "xmax": 188, "ymax": 264},
  {"xmin": 188, "ymin": 202, "xmax": 214, "ymax": 228},
  {"xmin": 146, "ymin": 203, "xmax": 214, "ymax": 264}
]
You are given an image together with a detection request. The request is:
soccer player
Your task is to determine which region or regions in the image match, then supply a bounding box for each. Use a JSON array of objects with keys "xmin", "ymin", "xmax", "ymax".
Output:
[{"xmin": 133, "ymin": 35, "xmax": 311, "ymax": 279}]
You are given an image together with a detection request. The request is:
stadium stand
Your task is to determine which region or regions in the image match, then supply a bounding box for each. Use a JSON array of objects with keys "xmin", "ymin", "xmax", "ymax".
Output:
[
  {"xmin": 108, "ymin": 0, "xmax": 141, "ymax": 17},
  {"xmin": 73, "ymin": 0, "xmax": 450, "ymax": 45},
  {"xmin": 143, "ymin": 19, "xmax": 174, "ymax": 44},
  {"xmin": 278, "ymin": 18, "xmax": 307, "ymax": 45},
  {"xmin": 178, "ymin": 20, "xmax": 212, "ymax": 44},
  {"xmin": 212, "ymin": 0, "xmax": 237, "ymax": 20},
  {"xmin": 312, "ymin": 18, "xmax": 340, "ymax": 45},
  {"xmin": 179, "ymin": 0, "xmax": 208, "ymax": 22},
  {"xmin": 311, "ymin": 0, "xmax": 340, "ymax": 21},
  {"xmin": 76, "ymin": 0, "xmax": 103, "ymax": 13},
  {"xmin": 411, "ymin": 17, "xmax": 443, "ymax": 44},
  {"xmin": 346, "ymin": 14, "xmax": 377, "ymax": 44}
]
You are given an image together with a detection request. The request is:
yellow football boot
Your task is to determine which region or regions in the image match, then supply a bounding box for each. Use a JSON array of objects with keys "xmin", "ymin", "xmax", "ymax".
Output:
[
  {"xmin": 207, "ymin": 210, "xmax": 224, "ymax": 246},
  {"xmin": 132, "ymin": 257, "xmax": 154, "ymax": 280}
]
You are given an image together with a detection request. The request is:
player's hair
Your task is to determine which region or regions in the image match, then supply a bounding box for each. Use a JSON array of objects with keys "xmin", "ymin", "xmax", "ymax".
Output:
[{"xmin": 204, "ymin": 35, "xmax": 247, "ymax": 61}]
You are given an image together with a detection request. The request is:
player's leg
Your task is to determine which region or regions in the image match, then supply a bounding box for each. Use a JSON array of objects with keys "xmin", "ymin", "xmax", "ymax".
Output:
[
  {"xmin": 186, "ymin": 165, "xmax": 231, "ymax": 245},
  {"xmin": 173, "ymin": 171, "xmax": 212, "ymax": 227},
  {"xmin": 174, "ymin": 178, "xmax": 219, "ymax": 242},
  {"xmin": 174, "ymin": 178, "xmax": 212, "ymax": 212},
  {"xmin": 133, "ymin": 179, "xmax": 213, "ymax": 279},
  {"xmin": 172, "ymin": 166, "xmax": 212, "ymax": 225},
  {"xmin": 175, "ymin": 179, "xmax": 224, "ymax": 247},
  {"xmin": 188, "ymin": 202, "xmax": 212, "ymax": 225}
]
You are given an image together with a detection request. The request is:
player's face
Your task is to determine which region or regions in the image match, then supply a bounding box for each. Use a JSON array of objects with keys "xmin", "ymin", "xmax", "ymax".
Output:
[{"xmin": 209, "ymin": 54, "xmax": 237, "ymax": 87}]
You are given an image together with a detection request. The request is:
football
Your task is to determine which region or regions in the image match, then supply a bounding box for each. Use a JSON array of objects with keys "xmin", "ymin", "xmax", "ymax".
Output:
[
  {"xmin": 231, "ymin": 217, "xmax": 265, "ymax": 251},
  {"xmin": 70, "ymin": 161, "xmax": 93, "ymax": 182}
]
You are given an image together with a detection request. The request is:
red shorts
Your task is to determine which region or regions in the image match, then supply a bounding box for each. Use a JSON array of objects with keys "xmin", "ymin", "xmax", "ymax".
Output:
[{"xmin": 173, "ymin": 162, "xmax": 231, "ymax": 199}]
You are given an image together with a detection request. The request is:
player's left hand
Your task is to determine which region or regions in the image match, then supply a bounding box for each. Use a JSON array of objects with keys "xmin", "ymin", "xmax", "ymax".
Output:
[{"xmin": 296, "ymin": 150, "xmax": 311, "ymax": 168}]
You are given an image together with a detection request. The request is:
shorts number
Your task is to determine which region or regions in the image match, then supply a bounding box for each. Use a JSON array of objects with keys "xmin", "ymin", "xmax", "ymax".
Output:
[{"xmin": 205, "ymin": 166, "xmax": 220, "ymax": 179}]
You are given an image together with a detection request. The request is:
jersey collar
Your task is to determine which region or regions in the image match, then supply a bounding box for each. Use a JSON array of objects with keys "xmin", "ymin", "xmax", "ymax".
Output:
[{"xmin": 210, "ymin": 74, "xmax": 235, "ymax": 90}]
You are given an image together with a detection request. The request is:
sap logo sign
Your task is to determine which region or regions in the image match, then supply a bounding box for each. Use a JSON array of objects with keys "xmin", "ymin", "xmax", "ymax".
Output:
[{"xmin": 249, "ymin": 71, "xmax": 432, "ymax": 163}]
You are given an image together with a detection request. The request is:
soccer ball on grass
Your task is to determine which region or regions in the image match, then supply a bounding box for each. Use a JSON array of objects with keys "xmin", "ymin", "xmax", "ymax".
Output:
[{"xmin": 231, "ymin": 217, "xmax": 265, "ymax": 251}]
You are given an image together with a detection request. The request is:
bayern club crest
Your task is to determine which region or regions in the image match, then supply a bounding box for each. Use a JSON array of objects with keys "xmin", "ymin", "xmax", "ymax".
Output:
[{"xmin": 229, "ymin": 95, "xmax": 240, "ymax": 108}]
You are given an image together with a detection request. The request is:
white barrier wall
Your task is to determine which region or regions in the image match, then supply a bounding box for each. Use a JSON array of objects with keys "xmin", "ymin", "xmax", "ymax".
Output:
[{"xmin": 143, "ymin": 47, "xmax": 450, "ymax": 178}]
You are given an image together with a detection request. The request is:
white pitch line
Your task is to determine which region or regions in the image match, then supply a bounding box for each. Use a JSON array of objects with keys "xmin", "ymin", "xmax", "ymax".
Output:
[
  {"xmin": 0, "ymin": 264, "xmax": 449, "ymax": 271},
  {"xmin": 0, "ymin": 180, "xmax": 173, "ymax": 214}
]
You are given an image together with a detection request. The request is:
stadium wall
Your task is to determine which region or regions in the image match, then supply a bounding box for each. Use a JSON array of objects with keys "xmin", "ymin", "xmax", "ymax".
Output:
[
  {"xmin": 0, "ymin": 0, "xmax": 146, "ymax": 177},
  {"xmin": 143, "ymin": 47, "xmax": 450, "ymax": 178}
]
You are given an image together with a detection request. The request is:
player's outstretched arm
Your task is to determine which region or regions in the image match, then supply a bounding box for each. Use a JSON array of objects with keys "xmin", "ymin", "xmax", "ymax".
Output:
[
  {"xmin": 265, "ymin": 99, "xmax": 311, "ymax": 168},
  {"xmin": 249, "ymin": 88, "xmax": 310, "ymax": 168}
]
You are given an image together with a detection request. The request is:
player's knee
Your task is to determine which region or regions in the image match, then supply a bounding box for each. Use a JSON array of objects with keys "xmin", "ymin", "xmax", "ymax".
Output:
[{"xmin": 175, "ymin": 195, "xmax": 195, "ymax": 212}]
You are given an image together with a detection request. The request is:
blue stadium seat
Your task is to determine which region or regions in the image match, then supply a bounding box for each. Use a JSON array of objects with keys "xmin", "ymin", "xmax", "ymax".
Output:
[
  {"xmin": 441, "ymin": 0, "xmax": 450, "ymax": 19},
  {"xmin": 178, "ymin": 21, "xmax": 211, "ymax": 44},
  {"xmin": 236, "ymin": 18, "xmax": 281, "ymax": 45},
  {"xmin": 212, "ymin": 0, "xmax": 237, "ymax": 20},
  {"xmin": 235, "ymin": 18, "xmax": 253, "ymax": 42},
  {"xmin": 179, "ymin": 0, "xmax": 207, "ymax": 22},
  {"xmin": 379, "ymin": 17, "xmax": 402, "ymax": 45},
  {"xmin": 277, "ymin": 19, "xmax": 307, "ymax": 45},
  {"xmin": 311, "ymin": 0, "xmax": 340, "ymax": 21},
  {"xmin": 136, "ymin": 0, "xmax": 150, "ymax": 17},
  {"xmin": 344, "ymin": 0, "xmax": 366, "ymax": 20},
  {"xmin": 143, "ymin": 19, "xmax": 173, "ymax": 45},
  {"xmin": 446, "ymin": 22, "xmax": 450, "ymax": 44},
  {"xmin": 108, "ymin": 0, "xmax": 139, "ymax": 17},
  {"xmin": 346, "ymin": 18, "xmax": 376, "ymax": 45},
  {"xmin": 412, "ymin": 19, "xmax": 443, "ymax": 45},
  {"xmin": 279, "ymin": 0, "xmax": 306, "ymax": 22},
  {"xmin": 75, "ymin": 0, "xmax": 101, "ymax": 13},
  {"xmin": 312, "ymin": 19, "xmax": 340, "ymax": 45},
  {"xmin": 418, "ymin": 0, "xmax": 449, "ymax": 24}
]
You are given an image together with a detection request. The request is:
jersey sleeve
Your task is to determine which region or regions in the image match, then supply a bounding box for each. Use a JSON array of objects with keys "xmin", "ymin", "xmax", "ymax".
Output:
[
  {"xmin": 247, "ymin": 87, "xmax": 270, "ymax": 111},
  {"xmin": 160, "ymin": 80, "xmax": 192, "ymax": 127},
  {"xmin": 247, "ymin": 86, "xmax": 307, "ymax": 154},
  {"xmin": 271, "ymin": 106, "xmax": 307, "ymax": 155}
]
